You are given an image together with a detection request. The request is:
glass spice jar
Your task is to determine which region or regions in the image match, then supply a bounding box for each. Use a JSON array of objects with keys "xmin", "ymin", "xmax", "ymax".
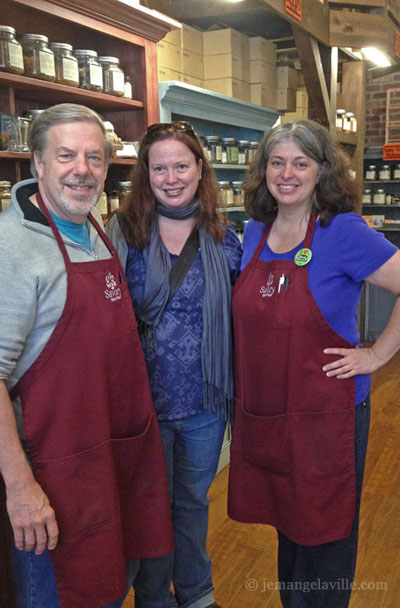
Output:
[
  {"xmin": 365, "ymin": 165, "xmax": 377, "ymax": 181},
  {"xmin": 362, "ymin": 189, "xmax": 372, "ymax": 204},
  {"xmin": 247, "ymin": 141, "xmax": 259, "ymax": 163},
  {"xmin": 231, "ymin": 181, "xmax": 244, "ymax": 206},
  {"xmin": 237, "ymin": 140, "xmax": 250, "ymax": 165},
  {"xmin": 74, "ymin": 49, "xmax": 103, "ymax": 92},
  {"xmin": 203, "ymin": 136, "xmax": 222, "ymax": 163},
  {"xmin": 373, "ymin": 189, "xmax": 386, "ymax": 205},
  {"xmin": 0, "ymin": 25, "xmax": 24, "ymax": 75},
  {"xmin": 218, "ymin": 181, "xmax": 233, "ymax": 207},
  {"xmin": 379, "ymin": 165, "xmax": 391, "ymax": 181},
  {"xmin": 99, "ymin": 56, "xmax": 125, "ymax": 97},
  {"xmin": 50, "ymin": 43, "xmax": 79, "ymax": 87},
  {"xmin": 123, "ymin": 75, "xmax": 133, "ymax": 99},
  {"xmin": 0, "ymin": 180, "xmax": 12, "ymax": 211},
  {"xmin": 221, "ymin": 137, "xmax": 238, "ymax": 164},
  {"xmin": 21, "ymin": 34, "xmax": 55, "ymax": 81},
  {"xmin": 393, "ymin": 164, "xmax": 400, "ymax": 180},
  {"xmin": 336, "ymin": 109, "xmax": 346, "ymax": 130},
  {"xmin": 343, "ymin": 112, "xmax": 353, "ymax": 133},
  {"xmin": 116, "ymin": 181, "xmax": 132, "ymax": 208}
]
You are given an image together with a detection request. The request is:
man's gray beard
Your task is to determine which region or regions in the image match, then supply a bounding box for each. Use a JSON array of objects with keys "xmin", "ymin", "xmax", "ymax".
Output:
[{"xmin": 60, "ymin": 191, "xmax": 98, "ymax": 216}]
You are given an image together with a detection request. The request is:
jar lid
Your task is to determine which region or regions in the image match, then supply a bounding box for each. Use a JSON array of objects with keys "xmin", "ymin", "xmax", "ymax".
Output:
[
  {"xmin": 0, "ymin": 181, "xmax": 11, "ymax": 186},
  {"xmin": 381, "ymin": 165, "xmax": 390, "ymax": 169},
  {"xmin": 74, "ymin": 49, "xmax": 98, "ymax": 58},
  {"xmin": 376, "ymin": 189, "xmax": 385, "ymax": 193},
  {"xmin": 345, "ymin": 112, "xmax": 354, "ymax": 117},
  {"xmin": 231, "ymin": 181, "xmax": 244, "ymax": 186},
  {"xmin": 0, "ymin": 25, "xmax": 16, "ymax": 35},
  {"xmin": 238, "ymin": 140, "xmax": 250, "ymax": 145},
  {"xmin": 217, "ymin": 181, "xmax": 231, "ymax": 186},
  {"xmin": 336, "ymin": 109, "xmax": 346, "ymax": 114},
  {"xmin": 23, "ymin": 109, "xmax": 44, "ymax": 118},
  {"xmin": 50, "ymin": 42, "xmax": 73, "ymax": 51},
  {"xmin": 116, "ymin": 181, "xmax": 132, "ymax": 188},
  {"xmin": 221, "ymin": 137, "xmax": 236, "ymax": 144},
  {"xmin": 21, "ymin": 33, "xmax": 49, "ymax": 43},
  {"xmin": 204, "ymin": 135, "xmax": 220, "ymax": 143},
  {"xmin": 249, "ymin": 141, "xmax": 259, "ymax": 148},
  {"xmin": 367, "ymin": 165, "xmax": 376, "ymax": 169},
  {"xmin": 363, "ymin": 189, "xmax": 372, "ymax": 193},
  {"xmin": 99, "ymin": 56, "xmax": 120, "ymax": 64}
]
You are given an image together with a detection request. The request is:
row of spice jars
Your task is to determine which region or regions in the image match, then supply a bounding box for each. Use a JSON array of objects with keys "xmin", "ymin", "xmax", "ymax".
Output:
[
  {"xmin": 218, "ymin": 181, "xmax": 245, "ymax": 207},
  {"xmin": 362, "ymin": 188, "xmax": 400, "ymax": 205},
  {"xmin": 0, "ymin": 26, "xmax": 133, "ymax": 98},
  {"xmin": 335, "ymin": 109, "xmax": 357, "ymax": 133},
  {"xmin": 95, "ymin": 182, "xmax": 132, "ymax": 216},
  {"xmin": 203, "ymin": 136, "xmax": 259, "ymax": 165},
  {"xmin": 365, "ymin": 164, "xmax": 400, "ymax": 181}
]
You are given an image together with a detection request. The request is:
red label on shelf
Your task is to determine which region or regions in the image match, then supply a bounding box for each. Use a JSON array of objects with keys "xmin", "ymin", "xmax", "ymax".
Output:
[
  {"xmin": 383, "ymin": 143, "xmax": 400, "ymax": 160},
  {"xmin": 285, "ymin": 0, "xmax": 302, "ymax": 21}
]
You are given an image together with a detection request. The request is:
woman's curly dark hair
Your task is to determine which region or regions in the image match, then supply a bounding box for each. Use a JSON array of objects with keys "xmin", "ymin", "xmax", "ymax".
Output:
[{"xmin": 245, "ymin": 119, "xmax": 361, "ymax": 226}]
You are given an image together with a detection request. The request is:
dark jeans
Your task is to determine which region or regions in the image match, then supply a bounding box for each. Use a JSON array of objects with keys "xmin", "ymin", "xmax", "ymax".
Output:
[{"xmin": 278, "ymin": 396, "xmax": 371, "ymax": 608}]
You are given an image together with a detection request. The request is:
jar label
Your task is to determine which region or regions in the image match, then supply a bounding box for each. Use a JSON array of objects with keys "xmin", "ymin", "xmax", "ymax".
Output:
[
  {"xmin": 89, "ymin": 64, "xmax": 103, "ymax": 87},
  {"xmin": 8, "ymin": 43, "xmax": 24, "ymax": 70},
  {"xmin": 39, "ymin": 50, "xmax": 55, "ymax": 77},
  {"xmin": 62, "ymin": 57, "xmax": 79, "ymax": 83},
  {"xmin": 113, "ymin": 71, "xmax": 125, "ymax": 93},
  {"xmin": 215, "ymin": 145, "xmax": 222, "ymax": 162}
]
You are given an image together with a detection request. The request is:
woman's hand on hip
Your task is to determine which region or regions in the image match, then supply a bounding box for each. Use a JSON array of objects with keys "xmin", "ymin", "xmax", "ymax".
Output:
[{"xmin": 322, "ymin": 346, "xmax": 381, "ymax": 378}]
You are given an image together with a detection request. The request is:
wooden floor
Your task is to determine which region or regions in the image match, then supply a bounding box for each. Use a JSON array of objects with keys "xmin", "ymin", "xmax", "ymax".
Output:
[{"xmin": 123, "ymin": 350, "xmax": 400, "ymax": 608}]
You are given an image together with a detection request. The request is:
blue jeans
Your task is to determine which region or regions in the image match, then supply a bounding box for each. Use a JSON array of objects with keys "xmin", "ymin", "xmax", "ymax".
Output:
[
  {"xmin": 133, "ymin": 411, "xmax": 226, "ymax": 608},
  {"xmin": 277, "ymin": 396, "xmax": 371, "ymax": 608},
  {"xmin": 11, "ymin": 545, "xmax": 139, "ymax": 608}
]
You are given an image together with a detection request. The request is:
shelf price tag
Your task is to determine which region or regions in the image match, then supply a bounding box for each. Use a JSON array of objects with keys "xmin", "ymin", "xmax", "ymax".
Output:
[{"xmin": 383, "ymin": 143, "xmax": 400, "ymax": 161}]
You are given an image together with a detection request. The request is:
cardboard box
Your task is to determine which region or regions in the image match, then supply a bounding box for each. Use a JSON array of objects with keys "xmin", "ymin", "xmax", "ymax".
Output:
[
  {"xmin": 276, "ymin": 87, "xmax": 297, "ymax": 112},
  {"xmin": 181, "ymin": 74, "xmax": 203, "ymax": 88},
  {"xmin": 204, "ymin": 77, "xmax": 249, "ymax": 102},
  {"xmin": 203, "ymin": 28, "xmax": 243, "ymax": 56},
  {"xmin": 296, "ymin": 87, "xmax": 308, "ymax": 109},
  {"xmin": 250, "ymin": 84, "xmax": 277, "ymax": 109},
  {"xmin": 242, "ymin": 34, "xmax": 250, "ymax": 61},
  {"xmin": 249, "ymin": 37, "xmax": 277, "ymax": 63},
  {"xmin": 158, "ymin": 66, "xmax": 182, "ymax": 83},
  {"xmin": 157, "ymin": 41, "xmax": 182, "ymax": 71},
  {"xmin": 182, "ymin": 49, "xmax": 203, "ymax": 80},
  {"xmin": 204, "ymin": 53, "xmax": 243, "ymax": 80},
  {"xmin": 276, "ymin": 66, "xmax": 298, "ymax": 89},
  {"xmin": 281, "ymin": 109, "xmax": 308, "ymax": 122},
  {"xmin": 163, "ymin": 24, "xmax": 203, "ymax": 56},
  {"xmin": 249, "ymin": 60, "xmax": 277, "ymax": 85}
]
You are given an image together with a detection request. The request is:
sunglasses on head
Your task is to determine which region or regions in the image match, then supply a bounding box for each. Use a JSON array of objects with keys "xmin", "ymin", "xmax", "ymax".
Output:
[{"xmin": 145, "ymin": 121, "xmax": 196, "ymax": 137}]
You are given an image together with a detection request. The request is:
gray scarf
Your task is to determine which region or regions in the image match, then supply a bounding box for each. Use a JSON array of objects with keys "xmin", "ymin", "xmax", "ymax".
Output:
[{"xmin": 137, "ymin": 200, "xmax": 233, "ymax": 422}]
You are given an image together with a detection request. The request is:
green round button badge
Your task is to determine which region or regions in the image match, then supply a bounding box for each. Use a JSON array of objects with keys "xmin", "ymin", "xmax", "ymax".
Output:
[{"xmin": 294, "ymin": 248, "xmax": 312, "ymax": 266}]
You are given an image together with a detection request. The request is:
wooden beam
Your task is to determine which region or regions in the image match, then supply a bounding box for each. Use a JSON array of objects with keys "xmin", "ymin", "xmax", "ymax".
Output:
[
  {"xmin": 262, "ymin": 0, "xmax": 330, "ymax": 46},
  {"xmin": 143, "ymin": 0, "xmax": 264, "ymax": 21},
  {"xmin": 292, "ymin": 27, "xmax": 331, "ymax": 127}
]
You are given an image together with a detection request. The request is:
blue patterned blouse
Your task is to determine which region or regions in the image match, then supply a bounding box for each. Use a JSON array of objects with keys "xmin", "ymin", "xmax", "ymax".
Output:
[{"xmin": 125, "ymin": 225, "xmax": 242, "ymax": 420}]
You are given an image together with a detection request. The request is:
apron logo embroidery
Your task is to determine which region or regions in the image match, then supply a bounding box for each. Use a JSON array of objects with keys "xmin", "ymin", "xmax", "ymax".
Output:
[
  {"xmin": 104, "ymin": 272, "xmax": 122, "ymax": 302},
  {"xmin": 260, "ymin": 272, "xmax": 275, "ymax": 297}
]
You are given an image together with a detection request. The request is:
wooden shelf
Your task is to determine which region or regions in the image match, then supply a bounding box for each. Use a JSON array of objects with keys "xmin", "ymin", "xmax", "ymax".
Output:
[
  {"xmin": 335, "ymin": 129, "xmax": 358, "ymax": 146},
  {"xmin": 0, "ymin": 151, "xmax": 136, "ymax": 166},
  {"xmin": 212, "ymin": 164, "xmax": 249, "ymax": 170},
  {"xmin": 0, "ymin": 73, "xmax": 143, "ymax": 113}
]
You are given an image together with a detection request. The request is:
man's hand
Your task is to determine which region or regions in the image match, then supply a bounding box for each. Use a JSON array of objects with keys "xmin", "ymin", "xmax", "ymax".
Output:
[{"xmin": 6, "ymin": 479, "xmax": 59, "ymax": 555}]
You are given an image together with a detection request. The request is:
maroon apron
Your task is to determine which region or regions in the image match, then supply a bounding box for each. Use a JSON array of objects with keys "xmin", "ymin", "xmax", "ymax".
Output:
[
  {"xmin": 228, "ymin": 215, "xmax": 356, "ymax": 546},
  {"xmin": 10, "ymin": 195, "xmax": 173, "ymax": 608}
]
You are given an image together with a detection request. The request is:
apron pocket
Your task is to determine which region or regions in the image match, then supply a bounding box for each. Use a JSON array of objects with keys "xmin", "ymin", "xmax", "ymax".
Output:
[
  {"xmin": 111, "ymin": 413, "xmax": 153, "ymax": 490},
  {"xmin": 290, "ymin": 407, "xmax": 354, "ymax": 479},
  {"xmin": 240, "ymin": 400, "xmax": 290, "ymax": 475},
  {"xmin": 34, "ymin": 442, "xmax": 117, "ymax": 540}
]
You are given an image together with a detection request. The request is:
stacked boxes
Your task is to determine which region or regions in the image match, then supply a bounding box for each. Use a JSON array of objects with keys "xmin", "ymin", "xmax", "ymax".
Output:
[
  {"xmin": 276, "ymin": 65, "xmax": 298, "ymax": 112},
  {"xmin": 203, "ymin": 28, "xmax": 250, "ymax": 102},
  {"xmin": 282, "ymin": 87, "xmax": 309, "ymax": 122},
  {"xmin": 248, "ymin": 37, "xmax": 277, "ymax": 109},
  {"xmin": 158, "ymin": 24, "xmax": 204, "ymax": 87}
]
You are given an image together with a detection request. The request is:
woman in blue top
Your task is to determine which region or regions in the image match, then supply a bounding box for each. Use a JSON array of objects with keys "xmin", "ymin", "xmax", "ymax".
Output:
[
  {"xmin": 228, "ymin": 119, "xmax": 400, "ymax": 608},
  {"xmin": 107, "ymin": 121, "xmax": 242, "ymax": 608}
]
